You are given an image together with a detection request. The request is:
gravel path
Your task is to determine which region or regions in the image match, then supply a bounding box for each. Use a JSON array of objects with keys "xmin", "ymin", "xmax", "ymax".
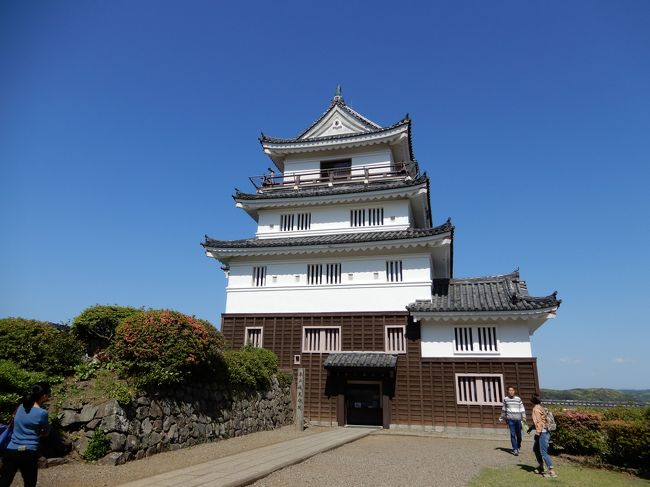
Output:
[
  {"xmin": 8, "ymin": 428, "xmax": 546, "ymax": 487},
  {"xmin": 9, "ymin": 426, "xmax": 323, "ymax": 487},
  {"xmin": 251, "ymin": 432, "xmax": 545, "ymax": 487}
]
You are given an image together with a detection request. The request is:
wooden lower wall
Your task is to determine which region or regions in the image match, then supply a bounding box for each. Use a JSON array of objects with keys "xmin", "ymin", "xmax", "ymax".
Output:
[{"xmin": 221, "ymin": 313, "xmax": 540, "ymax": 428}]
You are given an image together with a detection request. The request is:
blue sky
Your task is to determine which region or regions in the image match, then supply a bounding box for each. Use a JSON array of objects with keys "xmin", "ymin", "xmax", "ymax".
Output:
[{"xmin": 1, "ymin": 1, "xmax": 649, "ymax": 389}]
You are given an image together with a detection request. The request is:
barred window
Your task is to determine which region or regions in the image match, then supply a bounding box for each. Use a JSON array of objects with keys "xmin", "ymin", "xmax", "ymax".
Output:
[
  {"xmin": 302, "ymin": 327, "xmax": 341, "ymax": 353},
  {"xmin": 386, "ymin": 260, "xmax": 403, "ymax": 282},
  {"xmin": 326, "ymin": 263, "xmax": 341, "ymax": 284},
  {"xmin": 307, "ymin": 264, "xmax": 323, "ymax": 285},
  {"xmin": 350, "ymin": 207, "xmax": 384, "ymax": 227},
  {"xmin": 307, "ymin": 263, "xmax": 341, "ymax": 285},
  {"xmin": 385, "ymin": 326, "xmax": 406, "ymax": 354},
  {"xmin": 280, "ymin": 213, "xmax": 311, "ymax": 231},
  {"xmin": 454, "ymin": 326, "xmax": 498, "ymax": 353},
  {"xmin": 252, "ymin": 266, "xmax": 266, "ymax": 287},
  {"xmin": 455, "ymin": 374, "xmax": 503, "ymax": 405},
  {"xmin": 245, "ymin": 327, "xmax": 263, "ymax": 348}
]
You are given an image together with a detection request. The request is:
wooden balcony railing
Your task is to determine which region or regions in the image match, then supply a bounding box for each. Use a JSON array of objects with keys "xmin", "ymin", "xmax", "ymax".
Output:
[{"xmin": 248, "ymin": 161, "xmax": 418, "ymax": 192}]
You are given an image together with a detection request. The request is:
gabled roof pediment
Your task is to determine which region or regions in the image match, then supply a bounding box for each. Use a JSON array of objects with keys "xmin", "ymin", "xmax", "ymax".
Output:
[{"xmin": 298, "ymin": 97, "xmax": 382, "ymax": 140}]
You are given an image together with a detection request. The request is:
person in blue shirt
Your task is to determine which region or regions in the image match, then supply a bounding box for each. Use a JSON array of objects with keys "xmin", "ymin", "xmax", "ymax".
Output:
[{"xmin": 0, "ymin": 382, "xmax": 51, "ymax": 487}]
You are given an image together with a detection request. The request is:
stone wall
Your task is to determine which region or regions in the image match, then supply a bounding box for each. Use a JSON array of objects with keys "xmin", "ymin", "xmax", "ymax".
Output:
[{"xmin": 57, "ymin": 376, "xmax": 293, "ymax": 464}]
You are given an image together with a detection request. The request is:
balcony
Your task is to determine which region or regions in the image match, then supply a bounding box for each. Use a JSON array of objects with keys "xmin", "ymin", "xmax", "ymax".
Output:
[{"xmin": 248, "ymin": 161, "xmax": 418, "ymax": 193}]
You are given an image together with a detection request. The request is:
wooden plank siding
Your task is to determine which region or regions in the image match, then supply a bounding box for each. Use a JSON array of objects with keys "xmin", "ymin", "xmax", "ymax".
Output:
[{"xmin": 221, "ymin": 313, "xmax": 540, "ymax": 428}]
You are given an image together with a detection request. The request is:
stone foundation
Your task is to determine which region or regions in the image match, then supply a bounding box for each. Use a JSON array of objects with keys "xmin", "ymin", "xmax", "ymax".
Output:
[{"xmin": 57, "ymin": 376, "xmax": 293, "ymax": 464}]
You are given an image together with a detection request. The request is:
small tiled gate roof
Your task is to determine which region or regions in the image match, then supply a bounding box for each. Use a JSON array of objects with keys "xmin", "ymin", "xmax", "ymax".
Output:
[
  {"xmin": 324, "ymin": 353, "xmax": 398, "ymax": 368},
  {"xmin": 406, "ymin": 270, "xmax": 561, "ymax": 313}
]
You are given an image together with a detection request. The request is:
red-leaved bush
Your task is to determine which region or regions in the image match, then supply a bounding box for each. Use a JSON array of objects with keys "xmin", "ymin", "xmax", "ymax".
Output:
[{"xmin": 112, "ymin": 310, "xmax": 225, "ymax": 387}]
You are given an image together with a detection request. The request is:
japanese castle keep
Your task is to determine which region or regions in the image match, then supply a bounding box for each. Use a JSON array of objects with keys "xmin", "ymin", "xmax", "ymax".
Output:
[{"xmin": 203, "ymin": 89, "xmax": 561, "ymax": 431}]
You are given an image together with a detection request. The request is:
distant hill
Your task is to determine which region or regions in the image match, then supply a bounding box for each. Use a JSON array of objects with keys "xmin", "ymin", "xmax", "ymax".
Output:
[{"xmin": 541, "ymin": 388, "xmax": 650, "ymax": 403}]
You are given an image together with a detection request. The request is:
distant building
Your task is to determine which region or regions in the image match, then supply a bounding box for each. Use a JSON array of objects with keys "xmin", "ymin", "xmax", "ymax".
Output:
[{"xmin": 203, "ymin": 89, "xmax": 561, "ymax": 431}]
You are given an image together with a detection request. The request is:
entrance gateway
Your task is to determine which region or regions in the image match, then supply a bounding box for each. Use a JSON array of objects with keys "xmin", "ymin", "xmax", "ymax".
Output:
[{"xmin": 324, "ymin": 352, "xmax": 397, "ymax": 429}]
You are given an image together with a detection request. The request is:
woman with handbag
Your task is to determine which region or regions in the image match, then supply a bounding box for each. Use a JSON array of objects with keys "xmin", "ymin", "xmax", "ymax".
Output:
[{"xmin": 0, "ymin": 382, "xmax": 51, "ymax": 487}]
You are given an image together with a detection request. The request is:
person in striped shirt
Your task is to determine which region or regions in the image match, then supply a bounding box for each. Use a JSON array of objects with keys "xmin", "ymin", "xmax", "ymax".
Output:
[{"xmin": 499, "ymin": 386, "xmax": 527, "ymax": 455}]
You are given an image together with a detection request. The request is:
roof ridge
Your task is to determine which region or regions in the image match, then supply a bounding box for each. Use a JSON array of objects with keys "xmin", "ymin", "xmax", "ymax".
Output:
[{"xmin": 450, "ymin": 269, "xmax": 520, "ymax": 283}]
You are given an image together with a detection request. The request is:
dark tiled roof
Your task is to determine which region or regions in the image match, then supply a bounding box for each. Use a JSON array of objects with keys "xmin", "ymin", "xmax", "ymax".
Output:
[
  {"xmin": 259, "ymin": 119, "xmax": 410, "ymax": 145},
  {"xmin": 235, "ymin": 175, "xmax": 428, "ymax": 201},
  {"xmin": 203, "ymin": 221, "xmax": 453, "ymax": 250},
  {"xmin": 406, "ymin": 270, "xmax": 561, "ymax": 313},
  {"xmin": 324, "ymin": 352, "xmax": 398, "ymax": 368}
]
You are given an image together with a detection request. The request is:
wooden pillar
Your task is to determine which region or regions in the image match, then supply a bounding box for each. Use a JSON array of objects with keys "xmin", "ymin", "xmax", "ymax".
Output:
[
  {"xmin": 382, "ymin": 393, "xmax": 391, "ymax": 429},
  {"xmin": 337, "ymin": 392, "xmax": 345, "ymax": 427}
]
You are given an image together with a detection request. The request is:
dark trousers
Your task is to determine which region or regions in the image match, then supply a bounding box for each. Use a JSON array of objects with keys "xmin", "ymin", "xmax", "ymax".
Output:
[
  {"xmin": 0, "ymin": 450, "xmax": 39, "ymax": 487},
  {"xmin": 507, "ymin": 419, "xmax": 522, "ymax": 451}
]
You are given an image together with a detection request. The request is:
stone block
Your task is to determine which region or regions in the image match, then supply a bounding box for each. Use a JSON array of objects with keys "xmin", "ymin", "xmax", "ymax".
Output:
[
  {"xmin": 141, "ymin": 418, "xmax": 153, "ymax": 435},
  {"xmin": 79, "ymin": 404, "xmax": 99, "ymax": 423}
]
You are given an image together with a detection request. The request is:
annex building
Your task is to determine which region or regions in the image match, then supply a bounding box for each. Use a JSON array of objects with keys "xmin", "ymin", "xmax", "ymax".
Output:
[{"xmin": 203, "ymin": 88, "xmax": 561, "ymax": 431}]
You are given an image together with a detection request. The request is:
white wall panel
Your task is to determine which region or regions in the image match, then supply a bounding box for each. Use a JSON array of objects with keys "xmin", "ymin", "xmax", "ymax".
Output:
[{"xmin": 420, "ymin": 321, "xmax": 533, "ymax": 358}]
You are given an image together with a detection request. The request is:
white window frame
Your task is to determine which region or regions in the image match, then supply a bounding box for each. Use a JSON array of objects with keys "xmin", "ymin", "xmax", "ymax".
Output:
[
  {"xmin": 244, "ymin": 327, "xmax": 263, "ymax": 348},
  {"xmin": 302, "ymin": 326, "xmax": 341, "ymax": 353},
  {"xmin": 455, "ymin": 373, "xmax": 504, "ymax": 406},
  {"xmin": 453, "ymin": 326, "xmax": 499, "ymax": 354},
  {"xmin": 385, "ymin": 325, "xmax": 406, "ymax": 354}
]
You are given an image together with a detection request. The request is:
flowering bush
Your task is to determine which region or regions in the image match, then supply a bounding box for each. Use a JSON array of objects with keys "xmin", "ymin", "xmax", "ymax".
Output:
[
  {"xmin": 552, "ymin": 410, "xmax": 608, "ymax": 455},
  {"xmin": 112, "ymin": 310, "xmax": 225, "ymax": 388}
]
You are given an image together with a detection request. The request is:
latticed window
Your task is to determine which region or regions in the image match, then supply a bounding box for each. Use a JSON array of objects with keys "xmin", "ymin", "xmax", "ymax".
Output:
[
  {"xmin": 252, "ymin": 266, "xmax": 266, "ymax": 287},
  {"xmin": 350, "ymin": 207, "xmax": 384, "ymax": 227},
  {"xmin": 245, "ymin": 327, "xmax": 263, "ymax": 348},
  {"xmin": 307, "ymin": 263, "xmax": 341, "ymax": 285},
  {"xmin": 455, "ymin": 374, "xmax": 503, "ymax": 405},
  {"xmin": 302, "ymin": 327, "xmax": 341, "ymax": 353},
  {"xmin": 280, "ymin": 213, "xmax": 311, "ymax": 231},
  {"xmin": 326, "ymin": 263, "xmax": 341, "ymax": 284},
  {"xmin": 454, "ymin": 326, "xmax": 498, "ymax": 353},
  {"xmin": 386, "ymin": 260, "xmax": 403, "ymax": 282},
  {"xmin": 307, "ymin": 264, "xmax": 322, "ymax": 285},
  {"xmin": 385, "ymin": 326, "xmax": 406, "ymax": 353}
]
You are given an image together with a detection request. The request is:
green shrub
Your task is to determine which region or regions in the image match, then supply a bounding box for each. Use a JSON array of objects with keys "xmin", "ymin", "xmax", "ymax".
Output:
[
  {"xmin": 0, "ymin": 360, "xmax": 50, "ymax": 421},
  {"xmin": 604, "ymin": 420, "xmax": 650, "ymax": 469},
  {"xmin": 224, "ymin": 346, "xmax": 280, "ymax": 390},
  {"xmin": 602, "ymin": 406, "xmax": 648, "ymax": 423},
  {"xmin": 72, "ymin": 305, "xmax": 142, "ymax": 355},
  {"xmin": 552, "ymin": 410, "xmax": 608, "ymax": 455},
  {"xmin": 83, "ymin": 428, "xmax": 110, "ymax": 461},
  {"xmin": 74, "ymin": 361, "xmax": 102, "ymax": 381},
  {"xmin": 111, "ymin": 310, "xmax": 225, "ymax": 388},
  {"xmin": 0, "ymin": 318, "xmax": 84, "ymax": 376},
  {"xmin": 277, "ymin": 370, "xmax": 293, "ymax": 389}
]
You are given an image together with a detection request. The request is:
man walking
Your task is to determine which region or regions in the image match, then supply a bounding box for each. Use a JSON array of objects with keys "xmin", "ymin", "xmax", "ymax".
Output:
[{"xmin": 499, "ymin": 386, "xmax": 526, "ymax": 455}]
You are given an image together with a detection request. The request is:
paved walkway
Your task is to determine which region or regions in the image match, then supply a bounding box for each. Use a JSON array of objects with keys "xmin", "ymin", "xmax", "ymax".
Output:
[{"xmin": 116, "ymin": 427, "xmax": 375, "ymax": 487}]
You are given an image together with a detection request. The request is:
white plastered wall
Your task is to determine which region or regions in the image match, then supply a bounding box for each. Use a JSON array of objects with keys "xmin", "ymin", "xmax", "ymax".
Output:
[
  {"xmin": 256, "ymin": 199, "xmax": 410, "ymax": 237},
  {"xmin": 420, "ymin": 319, "xmax": 533, "ymax": 358},
  {"xmin": 225, "ymin": 253, "xmax": 432, "ymax": 313},
  {"xmin": 282, "ymin": 147, "xmax": 393, "ymax": 183}
]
